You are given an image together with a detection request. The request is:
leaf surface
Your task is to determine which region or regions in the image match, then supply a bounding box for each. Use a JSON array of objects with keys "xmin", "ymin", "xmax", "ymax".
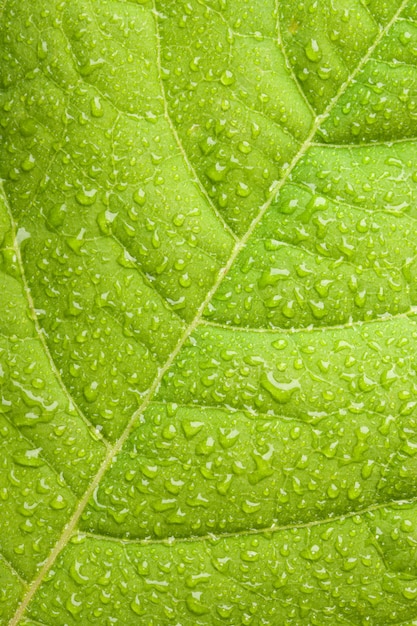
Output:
[{"xmin": 2, "ymin": 0, "xmax": 417, "ymax": 624}]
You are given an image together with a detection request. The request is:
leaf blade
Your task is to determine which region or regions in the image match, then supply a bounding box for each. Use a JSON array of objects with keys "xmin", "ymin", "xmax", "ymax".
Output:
[{"xmin": 1, "ymin": 0, "xmax": 417, "ymax": 624}]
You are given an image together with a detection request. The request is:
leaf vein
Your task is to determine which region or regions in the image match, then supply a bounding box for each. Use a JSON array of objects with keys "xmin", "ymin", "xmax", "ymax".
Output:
[
  {"xmin": 312, "ymin": 137, "xmax": 417, "ymax": 147},
  {"xmin": 75, "ymin": 495, "xmax": 417, "ymax": 548},
  {"xmin": 0, "ymin": 551, "xmax": 28, "ymax": 587},
  {"xmin": 1, "ymin": 184, "xmax": 111, "ymax": 449},
  {"xmin": 152, "ymin": 3, "xmax": 239, "ymax": 243},
  {"xmin": 201, "ymin": 307, "xmax": 417, "ymax": 334},
  {"xmin": 274, "ymin": 0, "xmax": 317, "ymax": 118}
]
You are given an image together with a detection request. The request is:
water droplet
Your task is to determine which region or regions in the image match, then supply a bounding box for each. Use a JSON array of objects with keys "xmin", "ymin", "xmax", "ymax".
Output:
[
  {"xmin": 299, "ymin": 196, "xmax": 327, "ymax": 223},
  {"xmin": 260, "ymin": 372, "xmax": 300, "ymax": 403},
  {"xmin": 399, "ymin": 30, "xmax": 413, "ymax": 46},
  {"xmin": 96, "ymin": 210, "xmax": 117, "ymax": 235},
  {"xmin": 76, "ymin": 188, "xmax": 97, "ymax": 206},
  {"xmin": 347, "ymin": 481, "xmax": 362, "ymax": 500},
  {"xmin": 238, "ymin": 141, "xmax": 252, "ymax": 154},
  {"xmin": 211, "ymin": 556, "xmax": 231, "ymax": 573},
  {"xmin": 301, "ymin": 544, "xmax": 322, "ymax": 561},
  {"xmin": 133, "ymin": 188, "xmax": 146, "ymax": 205},
  {"xmin": 50, "ymin": 494, "xmax": 68, "ymax": 510},
  {"xmin": 83, "ymin": 381, "xmax": 99, "ymax": 403},
  {"xmin": 358, "ymin": 374, "xmax": 376, "ymax": 392},
  {"xmin": 13, "ymin": 448, "xmax": 45, "ymax": 468},
  {"xmin": 199, "ymin": 136, "xmax": 217, "ymax": 155},
  {"xmin": 241, "ymin": 499, "xmax": 261, "ymax": 513},
  {"xmin": 182, "ymin": 421, "xmax": 204, "ymax": 439},
  {"xmin": 403, "ymin": 586, "xmax": 417, "ymax": 600},
  {"xmin": 282, "ymin": 301, "xmax": 296, "ymax": 319},
  {"xmin": 327, "ymin": 483, "xmax": 339, "ymax": 499},
  {"xmin": 258, "ymin": 267, "xmax": 290, "ymax": 289},
  {"xmin": 131, "ymin": 595, "xmax": 145, "ymax": 615},
  {"xmin": 217, "ymin": 604, "xmax": 234, "ymax": 618},
  {"xmin": 250, "ymin": 447, "xmax": 274, "ymax": 484},
  {"xmin": 309, "ymin": 300, "xmax": 327, "ymax": 320},
  {"xmin": 47, "ymin": 204, "xmax": 67, "ymax": 229},
  {"xmin": 186, "ymin": 593, "xmax": 209, "ymax": 615},
  {"xmin": 361, "ymin": 459, "xmax": 375, "ymax": 479},
  {"xmin": 241, "ymin": 550, "xmax": 259, "ymax": 562},
  {"xmin": 117, "ymin": 250, "xmax": 137, "ymax": 268},
  {"xmin": 206, "ymin": 162, "xmax": 227, "ymax": 182},
  {"xmin": 219, "ymin": 428, "xmax": 239, "ymax": 449},
  {"xmin": 37, "ymin": 39, "xmax": 48, "ymax": 59},
  {"xmin": 90, "ymin": 96, "xmax": 104, "ymax": 118},
  {"xmin": 21, "ymin": 154, "xmax": 36, "ymax": 172},
  {"xmin": 236, "ymin": 182, "xmax": 251, "ymax": 197},
  {"xmin": 185, "ymin": 572, "xmax": 211, "ymax": 588},
  {"xmin": 220, "ymin": 69, "xmax": 235, "ymax": 86},
  {"xmin": 69, "ymin": 560, "xmax": 90, "ymax": 585},
  {"xmin": 305, "ymin": 39, "xmax": 322, "ymax": 62},
  {"xmin": 66, "ymin": 593, "xmax": 83, "ymax": 616},
  {"xmin": 216, "ymin": 474, "xmax": 233, "ymax": 494}
]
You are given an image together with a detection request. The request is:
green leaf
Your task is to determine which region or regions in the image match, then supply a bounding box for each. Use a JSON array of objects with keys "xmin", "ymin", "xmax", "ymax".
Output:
[{"xmin": 2, "ymin": 0, "xmax": 417, "ymax": 624}]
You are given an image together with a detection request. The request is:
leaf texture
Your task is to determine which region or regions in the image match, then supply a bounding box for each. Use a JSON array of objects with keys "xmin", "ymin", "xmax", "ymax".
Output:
[{"xmin": 2, "ymin": 0, "xmax": 417, "ymax": 624}]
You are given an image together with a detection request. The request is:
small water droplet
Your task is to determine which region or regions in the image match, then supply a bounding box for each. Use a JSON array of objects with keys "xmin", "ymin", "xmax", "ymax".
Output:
[
  {"xmin": 182, "ymin": 421, "xmax": 204, "ymax": 439},
  {"xmin": 66, "ymin": 593, "xmax": 83, "ymax": 616},
  {"xmin": 83, "ymin": 381, "xmax": 99, "ymax": 403},
  {"xmin": 21, "ymin": 154, "xmax": 36, "ymax": 172},
  {"xmin": 133, "ymin": 188, "xmax": 146, "ymax": 205},
  {"xmin": 260, "ymin": 372, "xmax": 300, "ymax": 403},
  {"xmin": 305, "ymin": 39, "xmax": 322, "ymax": 62},
  {"xmin": 206, "ymin": 162, "xmax": 227, "ymax": 182},
  {"xmin": 347, "ymin": 481, "xmax": 362, "ymax": 500},
  {"xmin": 13, "ymin": 448, "xmax": 45, "ymax": 468},
  {"xmin": 186, "ymin": 592, "xmax": 209, "ymax": 615},
  {"xmin": 50, "ymin": 494, "xmax": 68, "ymax": 510},
  {"xmin": 220, "ymin": 69, "xmax": 235, "ymax": 86},
  {"xmin": 236, "ymin": 181, "xmax": 251, "ymax": 197},
  {"xmin": 76, "ymin": 188, "xmax": 97, "ymax": 206},
  {"xmin": 90, "ymin": 96, "xmax": 104, "ymax": 118}
]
